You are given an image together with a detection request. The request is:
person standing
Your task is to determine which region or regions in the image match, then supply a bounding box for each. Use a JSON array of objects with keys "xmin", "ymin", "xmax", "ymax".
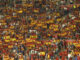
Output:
[
  {"xmin": 73, "ymin": 55, "xmax": 77, "ymax": 60},
  {"xmin": 77, "ymin": 54, "xmax": 80, "ymax": 60},
  {"xmin": 56, "ymin": 56, "xmax": 59, "ymax": 60}
]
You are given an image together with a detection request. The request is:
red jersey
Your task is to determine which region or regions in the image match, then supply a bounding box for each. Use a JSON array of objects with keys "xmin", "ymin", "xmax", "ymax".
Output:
[
  {"xmin": 56, "ymin": 57, "xmax": 59, "ymax": 60},
  {"xmin": 77, "ymin": 56, "xmax": 80, "ymax": 60},
  {"xmin": 62, "ymin": 56, "xmax": 65, "ymax": 60}
]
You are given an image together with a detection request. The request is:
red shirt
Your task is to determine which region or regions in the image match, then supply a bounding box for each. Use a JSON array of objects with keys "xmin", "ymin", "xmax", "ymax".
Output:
[
  {"xmin": 3, "ymin": 50, "xmax": 6, "ymax": 53},
  {"xmin": 62, "ymin": 56, "xmax": 65, "ymax": 60},
  {"xmin": 69, "ymin": 58, "xmax": 72, "ymax": 60},
  {"xmin": 56, "ymin": 57, "xmax": 59, "ymax": 60},
  {"xmin": 59, "ymin": 52, "xmax": 63, "ymax": 56},
  {"xmin": 77, "ymin": 56, "xmax": 80, "ymax": 60},
  {"xmin": 49, "ymin": 52, "xmax": 54, "ymax": 56}
]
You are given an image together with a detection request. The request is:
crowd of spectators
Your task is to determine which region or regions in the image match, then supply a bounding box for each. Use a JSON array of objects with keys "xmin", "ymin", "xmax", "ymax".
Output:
[{"xmin": 0, "ymin": 0, "xmax": 80, "ymax": 60}]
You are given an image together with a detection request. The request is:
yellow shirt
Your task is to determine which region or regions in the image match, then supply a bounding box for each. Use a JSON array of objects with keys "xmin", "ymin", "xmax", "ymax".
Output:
[
  {"xmin": 18, "ymin": 55, "xmax": 24, "ymax": 60},
  {"xmin": 10, "ymin": 57, "xmax": 14, "ymax": 60},
  {"xmin": 3, "ymin": 54, "xmax": 9, "ymax": 60}
]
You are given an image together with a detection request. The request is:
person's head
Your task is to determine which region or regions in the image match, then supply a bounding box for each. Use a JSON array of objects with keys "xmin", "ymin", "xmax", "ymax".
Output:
[
  {"xmin": 19, "ymin": 53, "xmax": 22, "ymax": 56},
  {"xmin": 15, "ymin": 43, "xmax": 17, "ymax": 46},
  {"xmin": 79, "ymin": 54, "xmax": 80, "ymax": 56}
]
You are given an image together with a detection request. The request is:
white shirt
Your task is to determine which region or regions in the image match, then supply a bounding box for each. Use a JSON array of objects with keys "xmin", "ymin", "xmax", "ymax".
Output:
[{"xmin": 68, "ymin": 54, "xmax": 72, "ymax": 58}]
